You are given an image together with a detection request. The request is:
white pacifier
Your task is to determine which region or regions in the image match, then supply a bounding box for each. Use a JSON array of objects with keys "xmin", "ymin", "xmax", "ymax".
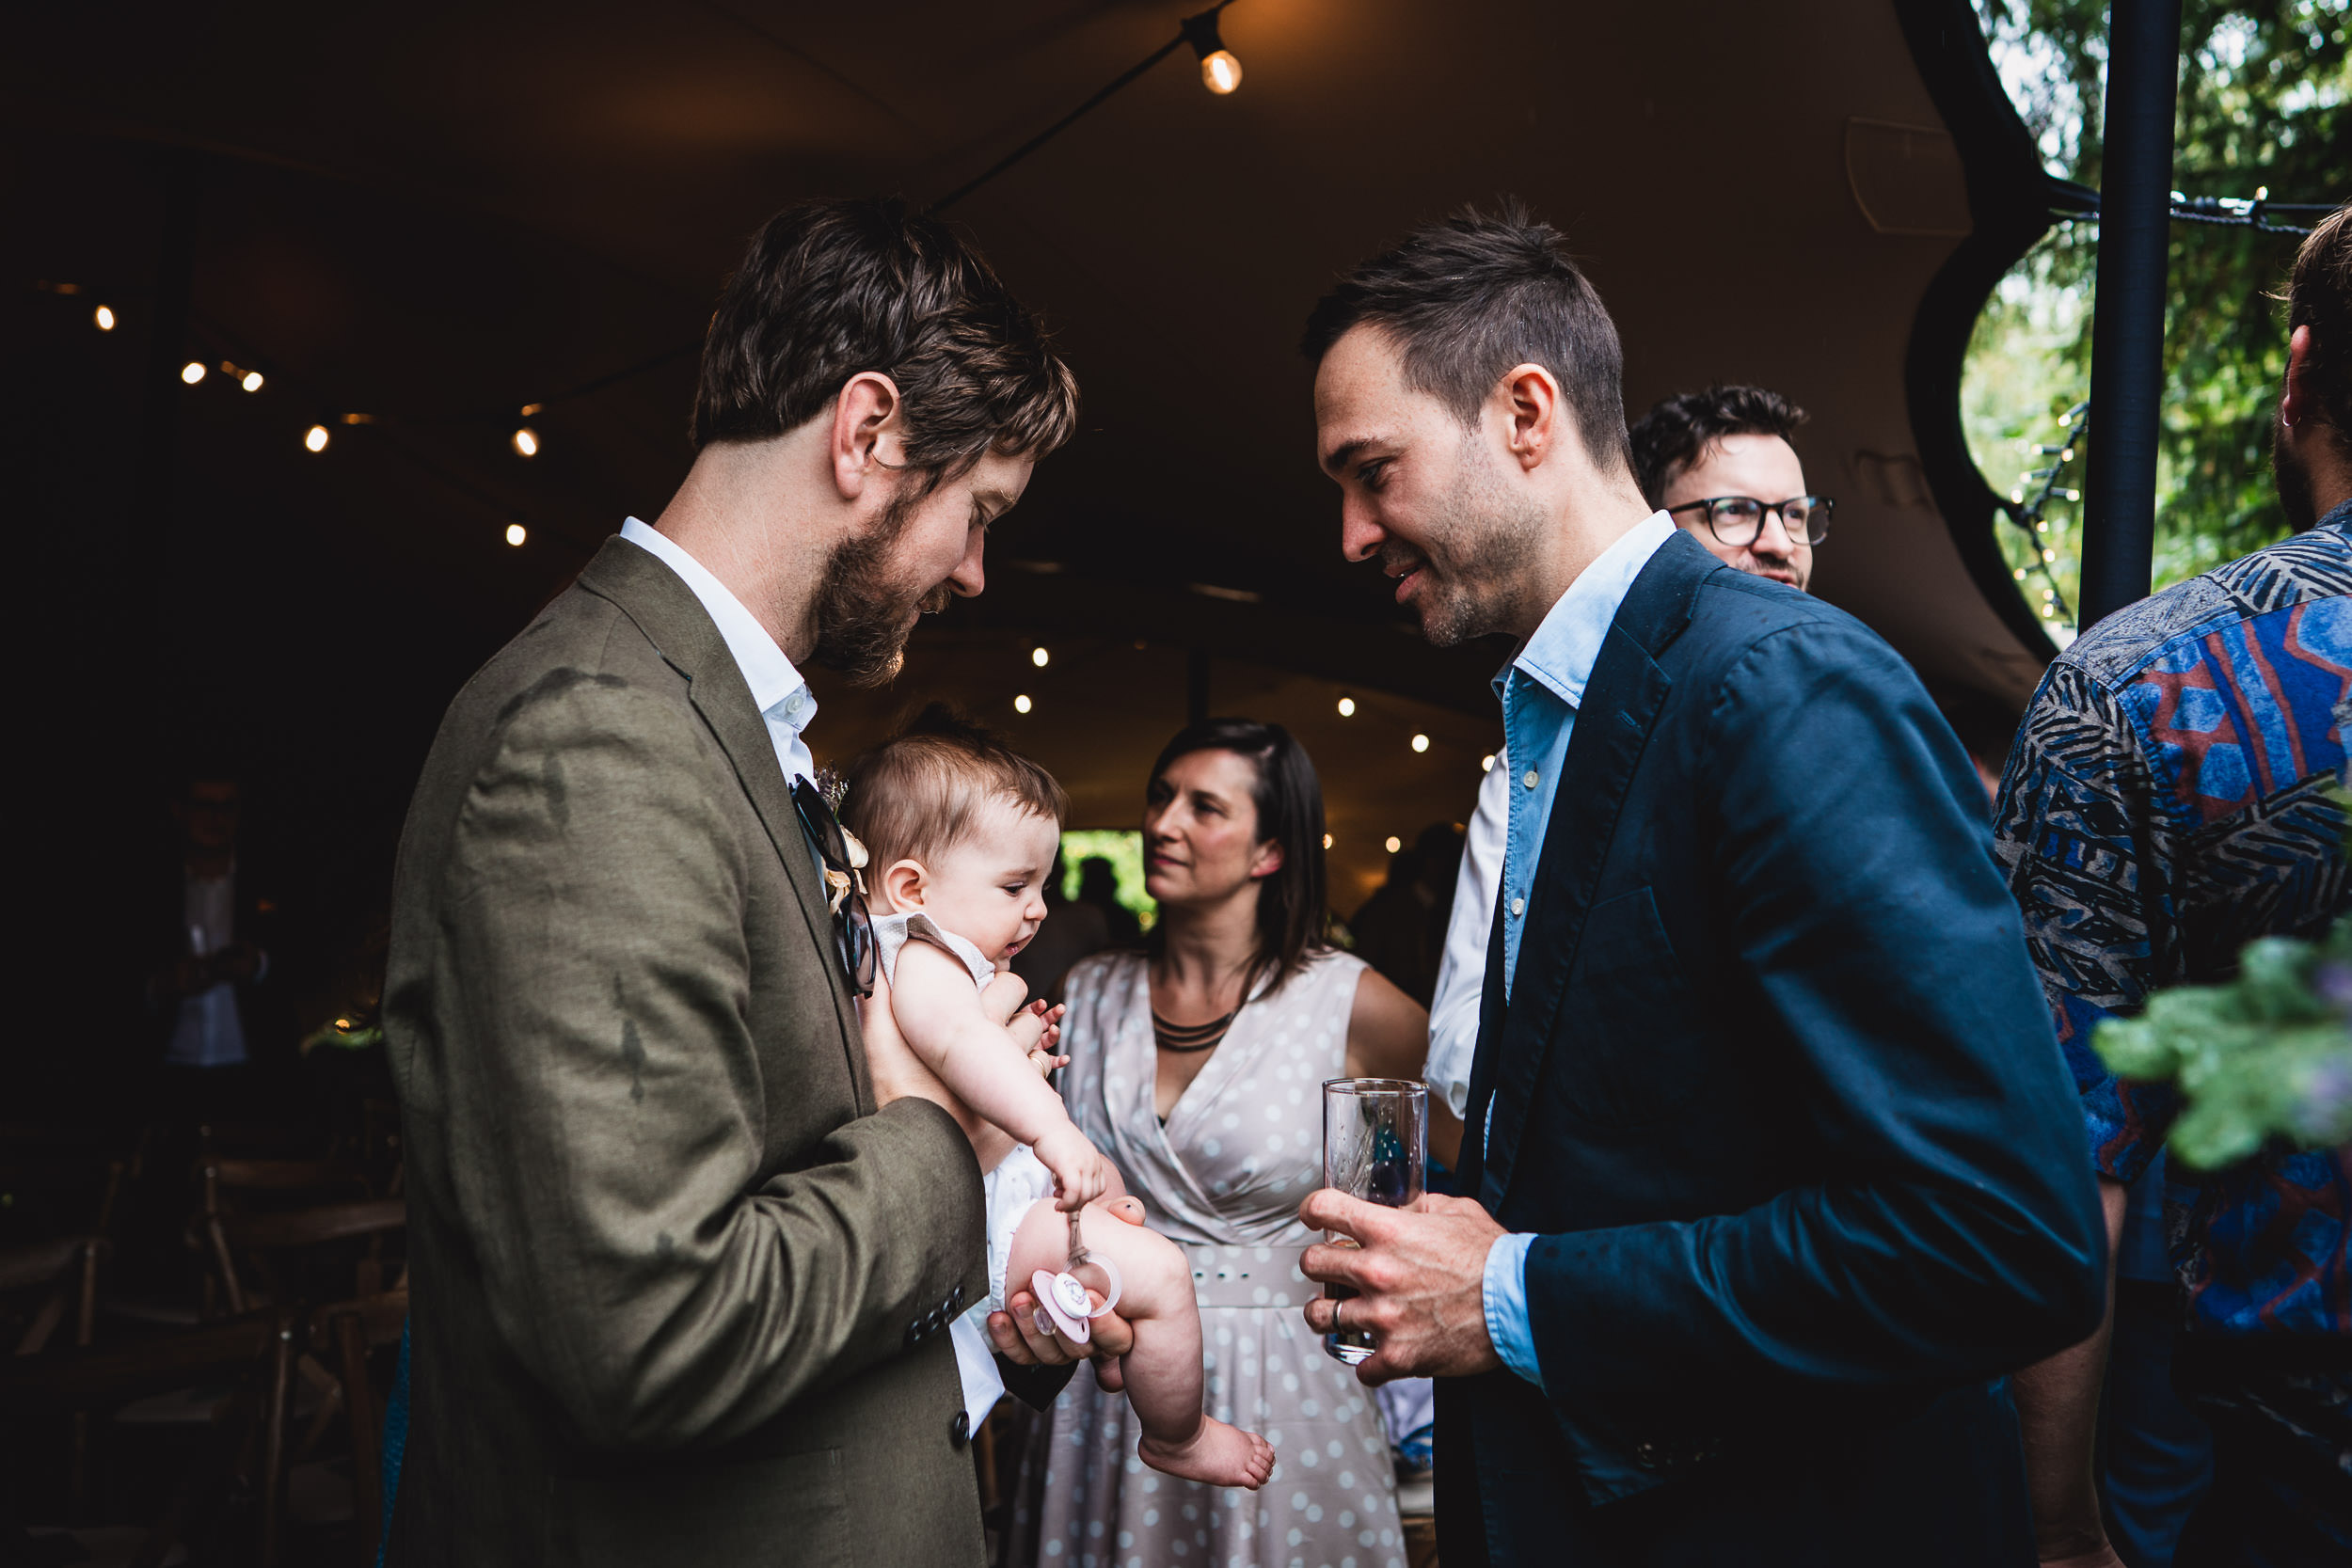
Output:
[{"xmin": 1030, "ymin": 1253, "xmax": 1123, "ymax": 1343}]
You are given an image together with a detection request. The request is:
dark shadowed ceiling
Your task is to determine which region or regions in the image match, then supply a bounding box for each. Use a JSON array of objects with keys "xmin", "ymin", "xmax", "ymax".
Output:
[{"xmin": 4, "ymin": 0, "xmax": 2049, "ymax": 926}]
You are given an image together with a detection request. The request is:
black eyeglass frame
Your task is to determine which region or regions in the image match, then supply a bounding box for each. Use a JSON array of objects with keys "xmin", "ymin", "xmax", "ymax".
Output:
[
  {"xmin": 1664, "ymin": 494, "xmax": 1835, "ymax": 547},
  {"xmin": 790, "ymin": 779, "xmax": 877, "ymax": 999}
]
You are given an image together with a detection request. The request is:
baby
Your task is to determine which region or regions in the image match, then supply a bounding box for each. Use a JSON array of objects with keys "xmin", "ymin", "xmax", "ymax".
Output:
[{"xmin": 841, "ymin": 713, "xmax": 1274, "ymax": 1491}]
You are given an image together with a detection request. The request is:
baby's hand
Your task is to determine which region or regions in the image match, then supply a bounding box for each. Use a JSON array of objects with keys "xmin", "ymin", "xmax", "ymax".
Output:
[
  {"xmin": 1006, "ymin": 998, "xmax": 1066, "ymax": 1055},
  {"xmin": 1032, "ymin": 1125, "xmax": 1111, "ymax": 1212}
]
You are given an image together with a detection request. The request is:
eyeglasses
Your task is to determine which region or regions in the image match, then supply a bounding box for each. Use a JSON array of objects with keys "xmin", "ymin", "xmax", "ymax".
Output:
[
  {"xmin": 1665, "ymin": 495, "xmax": 1834, "ymax": 547},
  {"xmin": 790, "ymin": 778, "xmax": 876, "ymax": 999}
]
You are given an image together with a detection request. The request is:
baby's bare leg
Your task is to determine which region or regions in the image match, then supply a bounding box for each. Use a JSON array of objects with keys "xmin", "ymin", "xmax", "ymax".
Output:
[{"xmin": 1006, "ymin": 1201, "xmax": 1275, "ymax": 1490}]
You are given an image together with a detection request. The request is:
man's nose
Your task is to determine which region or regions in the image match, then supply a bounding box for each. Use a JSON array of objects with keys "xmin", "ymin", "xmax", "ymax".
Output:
[
  {"xmin": 949, "ymin": 532, "xmax": 986, "ymax": 597},
  {"xmin": 1340, "ymin": 498, "xmax": 1386, "ymax": 564},
  {"xmin": 1754, "ymin": 512, "xmax": 1797, "ymax": 559}
]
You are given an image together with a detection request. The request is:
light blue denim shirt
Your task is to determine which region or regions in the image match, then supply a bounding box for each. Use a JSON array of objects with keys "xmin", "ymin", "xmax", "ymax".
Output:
[{"xmin": 1478, "ymin": 512, "xmax": 1676, "ymax": 1390}]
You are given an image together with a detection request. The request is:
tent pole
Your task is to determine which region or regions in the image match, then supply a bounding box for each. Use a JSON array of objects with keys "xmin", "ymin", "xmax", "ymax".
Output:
[{"xmin": 2077, "ymin": 0, "xmax": 2181, "ymax": 628}]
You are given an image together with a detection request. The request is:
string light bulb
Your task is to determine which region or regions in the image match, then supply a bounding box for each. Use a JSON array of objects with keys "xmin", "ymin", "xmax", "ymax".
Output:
[
  {"xmin": 512, "ymin": 426, "xmax": 540, "ymax": 458},
  {"xmin": 241, "ymin": 370, "xmax": 264, "ymax": 392},
  {"xmin": 1013, "ymin": 694, "xmax": 1033, "ymax": 714},
  {"xmin": 181, "ymin": 361, "xmax": 206, "ymax": 385},
  {"xmin": 1384, "ymin": 835, "xmax": 1402, "ymax": 854},
  {"xmin": 1481, "ymin": 753, "xmax": 1496, "ymax": 772},
  {"xmin": 93, "ymin": 305, "xmax": 116, "ymax": 331},
  {"xmin": 1031, "ymin": 646, "xmax": 1050, "ymax": 667},
  {"xmin": 505, "ymin": 523, "xmax": 528, "ymax": 547},
  {"xmin": 1410, "ymin": 733, "xmax": 1430, "ymax": 753},
  {"xmin": 1180, "ymin": 8, "xmax": 1242, "ymax": 95},
  {"xmin": 1336, "ymin": 694, "xmax": 1356, "ymax": 717},
  {"xmin": 1322, "ymin": 832, "xmax": 1334, "ymax": 849},
  {"xmin": 304, "ymin": 424, "xmax": 330, "ymax": 452}
]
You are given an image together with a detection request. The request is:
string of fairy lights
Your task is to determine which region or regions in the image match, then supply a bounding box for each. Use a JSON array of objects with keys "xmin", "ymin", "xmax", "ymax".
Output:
[{"xmin": 25, "ymin": 4, "xmax": 1253, "ymax": 550}]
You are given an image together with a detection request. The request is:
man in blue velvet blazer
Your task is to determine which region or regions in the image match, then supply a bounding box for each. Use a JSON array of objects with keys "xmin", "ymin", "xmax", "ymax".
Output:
[{"xmin": 1296, "ymin": 204, "xmax": 2106, "ymax": 1563}]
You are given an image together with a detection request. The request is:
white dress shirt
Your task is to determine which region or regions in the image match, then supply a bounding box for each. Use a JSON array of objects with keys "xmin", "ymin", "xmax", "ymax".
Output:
[
  {"xmin": 1424, "ymin": 757, "xmax": 1508, "ymax": 1119},
  {"xmin": 618, "ymin": 518, "xmax": 818, "ymax": 786}
]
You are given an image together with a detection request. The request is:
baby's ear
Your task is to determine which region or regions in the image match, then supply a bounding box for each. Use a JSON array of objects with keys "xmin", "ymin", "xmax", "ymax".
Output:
[{"xmin": 880, "ymin": 858, "xmax": 928, "ymax": 911}]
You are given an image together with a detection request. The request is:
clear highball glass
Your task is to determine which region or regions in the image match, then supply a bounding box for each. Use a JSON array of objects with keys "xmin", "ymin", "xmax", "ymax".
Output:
[{"xmin": 1321, "ymin": 1077, "xmax": 1426, "ymax": 1365}]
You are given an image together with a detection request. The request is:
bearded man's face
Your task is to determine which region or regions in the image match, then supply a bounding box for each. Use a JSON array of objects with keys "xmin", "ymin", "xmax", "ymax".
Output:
[{"xmin": 803, "ymin": 449, "xmax": 1032, "ymax": 686}]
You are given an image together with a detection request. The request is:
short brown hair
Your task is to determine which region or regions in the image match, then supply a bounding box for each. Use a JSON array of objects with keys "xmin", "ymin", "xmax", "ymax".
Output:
[
  {"xmin": 2287, "ymin": 203, "xmax": 2352, "ymax": 452},
  {"xmin": 1629, "ymin": 385, "xmax": 1810, "ymax": 509},
  {"xmin": 691, "ymin": 198, "xmax": 1080, "ymax": 483},
  {"xmin": 1300, "ymin": 198, "xmax": 1634, "ymax": 480},
  {"xmin": 841, "ymin": 704, "xmax": 1068, "ymax": 871}
]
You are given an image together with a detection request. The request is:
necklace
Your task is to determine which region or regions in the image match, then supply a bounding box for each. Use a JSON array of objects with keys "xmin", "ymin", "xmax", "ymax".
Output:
[{"xmin": 1152, "ymin": 1006, "xmax": 1238, "ymax": 1053}]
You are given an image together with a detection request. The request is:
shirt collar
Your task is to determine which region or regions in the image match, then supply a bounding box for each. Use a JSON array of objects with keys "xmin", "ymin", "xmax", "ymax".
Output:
[
  {"xmin": 1497, "ymin": 512, "xmax": 1678, "ymax": 709},
  {"xmin": 617, "ymin": 517, "xmax": 817, "ymax": 734}
]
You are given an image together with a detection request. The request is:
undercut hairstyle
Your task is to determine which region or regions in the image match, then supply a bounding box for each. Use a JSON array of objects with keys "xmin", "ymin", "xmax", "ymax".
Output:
[
  {"xmin": 1146, "ymin": 719, "xmax": 1331, "ymax": 997},
  {"xmin": 691, "ymin": 198, "xmax": 1081, "ymax": 485},
  {"xmin": 2285, "ymin": 203, "xmax": 2352, "ymax": 453},
  {"xmin": 1299, "ymin": 198, "xmax": 1634, "ymax": 480},
  {"xmin": 841, "ymin": 704, "xmax": 1068, "ymax": 872},
  {"xmin": 1629, "ymin": 385, "xmax": 1810, "ymax": 510}
]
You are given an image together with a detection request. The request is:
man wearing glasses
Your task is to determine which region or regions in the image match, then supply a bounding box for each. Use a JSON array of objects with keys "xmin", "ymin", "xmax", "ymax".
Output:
[{"xmin": 1629, "ymin": 383, "xmax": 1829, "ymax": 593}]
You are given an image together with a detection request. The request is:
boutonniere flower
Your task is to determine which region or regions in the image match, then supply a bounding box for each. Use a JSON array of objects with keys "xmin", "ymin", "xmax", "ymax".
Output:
[{"xmin": 825, "ymin": 827, "xmax": 870, "ymax": 915}]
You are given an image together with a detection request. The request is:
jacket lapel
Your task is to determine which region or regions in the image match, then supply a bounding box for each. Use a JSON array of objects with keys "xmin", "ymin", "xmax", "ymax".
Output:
[
  {"xmin": 576, "ymin": 538, "xmax": 868, "ymax": 1107},
  {"xmin": 1467, "ymin": 531, "xmax": 1715, "ymax": 1212}
]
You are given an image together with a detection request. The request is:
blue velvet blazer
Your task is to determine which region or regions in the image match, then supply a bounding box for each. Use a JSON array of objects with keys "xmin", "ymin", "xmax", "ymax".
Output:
[{"xmin": 1437, "ymin": 531, "xmax": 2106, "ymax": 1565}]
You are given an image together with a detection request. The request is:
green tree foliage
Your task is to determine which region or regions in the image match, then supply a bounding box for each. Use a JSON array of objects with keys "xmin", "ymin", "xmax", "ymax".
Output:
[{"xmin": 1965, "ymin": 1, "xmax": 2348, "ymax": 634}]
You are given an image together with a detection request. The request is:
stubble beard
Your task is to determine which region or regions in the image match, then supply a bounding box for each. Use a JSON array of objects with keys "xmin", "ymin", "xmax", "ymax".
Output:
[
  {"xmin": 1402, "ymin": 440, "xmax": 1546, "ymax": 648},
  {"xmin": 805, "ymin": 487, "xmax": 953, "ymax": 688}
]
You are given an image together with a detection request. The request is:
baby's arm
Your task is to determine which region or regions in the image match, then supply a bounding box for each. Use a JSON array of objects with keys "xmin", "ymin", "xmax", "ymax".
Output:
[{"xmin": 890, "ymin": 942, "xmax": 1105, "ymax": 1206}]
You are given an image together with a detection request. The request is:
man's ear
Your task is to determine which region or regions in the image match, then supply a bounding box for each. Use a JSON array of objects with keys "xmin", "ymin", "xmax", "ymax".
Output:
[
  {"xmin": 881, "ymin": 857, "xmax": 929, "ymax": 911},
  {"xmin": 1496, "ymin": 361, "xmax": 1565, "ymax": 472},
  {"xmin": 1248, "ymin": 839, "xmax": 1285, "ymax": 880},
  {"xmin": 2282, "ymin": 325, "xmax": 2315, "ymax": 429},
  {"xmin": 831, "ymin": 372, "xmax": 905, "ymax": 503}
]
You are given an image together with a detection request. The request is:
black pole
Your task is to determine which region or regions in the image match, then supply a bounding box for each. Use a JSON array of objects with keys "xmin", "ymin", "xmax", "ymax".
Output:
[{"xmin": 2077, "ymin": 0, "xmax": 2180, "ymax": 628}]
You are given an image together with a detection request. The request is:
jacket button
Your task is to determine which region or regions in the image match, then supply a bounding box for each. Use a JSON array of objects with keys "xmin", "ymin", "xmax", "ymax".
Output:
[
  {"xmin": 950, "ymin": 1283, "xmax": 967, "ymax": 1307},
  {"xmin": 949, "ymin": 1410, "xmax": 970, "ymax": 1448}
]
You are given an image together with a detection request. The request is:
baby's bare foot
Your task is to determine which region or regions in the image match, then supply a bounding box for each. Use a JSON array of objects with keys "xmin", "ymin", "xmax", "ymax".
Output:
[{"xmin": 1137, "ymin": 1418, "xmax": 1275, "ymax": 1490}]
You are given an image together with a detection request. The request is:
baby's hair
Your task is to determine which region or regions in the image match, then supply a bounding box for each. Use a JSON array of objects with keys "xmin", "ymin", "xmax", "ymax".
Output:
[{"xmin": 841, "ymin": 703, "xmax": 1069, "ymax": 870}]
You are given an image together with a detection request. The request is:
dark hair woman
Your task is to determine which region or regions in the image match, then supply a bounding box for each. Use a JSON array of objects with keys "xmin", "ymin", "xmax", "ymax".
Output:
[{"xmin": 1010, "ymin": 719, "xmax": 1429, "ymax": 1568}]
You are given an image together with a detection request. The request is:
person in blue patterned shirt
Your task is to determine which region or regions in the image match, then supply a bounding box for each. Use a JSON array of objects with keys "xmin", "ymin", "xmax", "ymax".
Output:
[{"xmin": 1997, "ymin": 204, "xmax": 2351, "ymax": 1568}]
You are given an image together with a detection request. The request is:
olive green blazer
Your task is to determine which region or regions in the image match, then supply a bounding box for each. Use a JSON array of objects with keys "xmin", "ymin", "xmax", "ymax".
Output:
[{"xmin": 383, "ymin": 536, "xmax": 988, "ymax": 1566}]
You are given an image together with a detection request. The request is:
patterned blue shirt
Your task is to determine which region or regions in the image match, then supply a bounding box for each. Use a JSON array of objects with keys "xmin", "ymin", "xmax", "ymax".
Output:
[{"xmin": 1994, "ymin": 504, "xmax": 2349, "ymax": 1340}]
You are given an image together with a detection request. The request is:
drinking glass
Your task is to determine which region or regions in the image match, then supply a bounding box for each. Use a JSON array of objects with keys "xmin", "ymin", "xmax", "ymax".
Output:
[{"xmin": 1321, "ymin": 1077, "xmax": 1426, "ymax": 1365}]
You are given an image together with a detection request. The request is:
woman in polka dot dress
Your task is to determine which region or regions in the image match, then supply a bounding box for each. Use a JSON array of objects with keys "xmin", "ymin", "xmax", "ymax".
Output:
[{"xmin": 1009, "ymin": 720, "xmax": 1429, "ymax": 1568}]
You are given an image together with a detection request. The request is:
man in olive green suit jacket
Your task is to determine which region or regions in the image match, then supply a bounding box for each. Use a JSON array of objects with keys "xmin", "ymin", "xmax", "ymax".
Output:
[{"xmin": 383, "ymin": 198, "xmax": 1093, "ymax": 1565}]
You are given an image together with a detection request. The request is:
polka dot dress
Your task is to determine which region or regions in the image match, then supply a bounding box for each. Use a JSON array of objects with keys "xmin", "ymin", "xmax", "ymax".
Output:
[{"xmin": 1009, "ymin": 950, "xmax": 1406, "ymax": 1568}]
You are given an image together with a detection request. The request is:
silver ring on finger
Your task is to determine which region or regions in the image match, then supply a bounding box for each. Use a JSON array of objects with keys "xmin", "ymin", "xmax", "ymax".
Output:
[{"xmin": 1333, "ymin": 1296, "xmax": 1344, "ymax": 1332}]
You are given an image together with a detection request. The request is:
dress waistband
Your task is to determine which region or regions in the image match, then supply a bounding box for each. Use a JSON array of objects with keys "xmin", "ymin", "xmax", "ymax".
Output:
[{"xmin": 1179, "ymin": 1242, "xmax": 1313, "ymax": 1309}]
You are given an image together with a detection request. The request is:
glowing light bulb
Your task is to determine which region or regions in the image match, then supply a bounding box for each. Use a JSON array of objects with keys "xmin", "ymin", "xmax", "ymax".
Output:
[
  {"xmin": 1384, "ymin": 835, "xmax": 1402, "ymax": 854},
  {"xmin": 304, "ymin": 424, "xmax": 330, "ymax": 452},
  {"xmin": 512, "ymin": 427, "xmax": 540, "ymax": 458},
  {"xmin": 2042, "ymin": 604, "xmax": 2057, "ymax": 619},
  {"xmin": 2060, "ymin": 448, "xmax": 2074, "ymax": 462},
  {"xmin": 1481, "ymin": 753, "xmax": 1496, "ymax": 772},
  {"xmin": 1014, "ymin": 694, "xmax": 1032, "ymax": 714},
  {"xmin": 181, "ymin": 361, "xmax": 206, "ymax": 385},
  {"xmin": 1410, "ymin": 733, "xmax": 1430, "ymax": 753},
  {"xmin": 1336, "ymin": 695, "xmax": 1356, "ymax": 717},
  {"xmin": 93, "ymin": 305, "xmax": 116, "ymax": 331},
  {"xmin": 2013, "ymin": 567, "xmax": 2027, "ymax": 580},
  {"xmin": 2042, "ymin": 548, "xmax": 2057, "ymax": 562},
  {"xmin": 241, "ymin": 370, "xmax": 264, "ymax": 392},
  {"xmin": 1031, "ymin": 646, "xmax": 1049, "ymax": 668},
  {"xmin": 505, "ymin": 523, "xmax": 528, "ymax": 547},
  {"xmin": 1322, "ymin": 832, "xmax": 1334, "ymax": 849},
  {"xmin": 1200, "ymin": 49, "xmax": 1242, "ymax": 94}
]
